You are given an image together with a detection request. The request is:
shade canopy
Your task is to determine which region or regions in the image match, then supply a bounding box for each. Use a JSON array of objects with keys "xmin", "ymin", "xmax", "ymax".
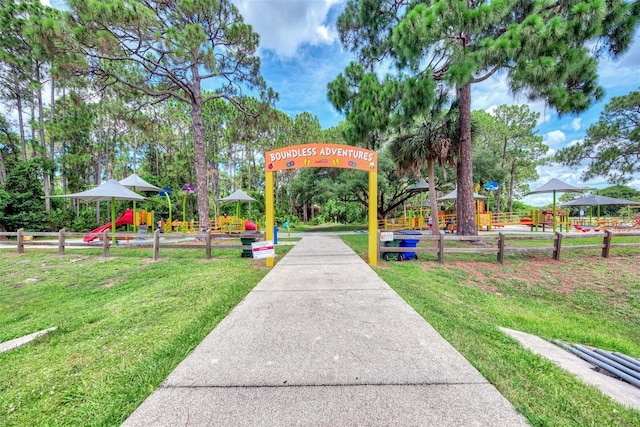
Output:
[
  {"xmin": 219, "ymin": 189, "xmax": 256, "ymax": 203},
  {"xmin": 437, "ymin": 188, "xmax": 486, "ymax": 201},
  {"xmin": 560, "ymin": 195, "xmax": 640, "ymax": 207},
  {"xmin": 119, "ymin": 173, "xmax": 161, "ymax": 192},
  {"xmin": 527, "ymin": 178, "xmax": 584, "ymax": 195},
  {"xmin": 55, "ymin": 179, "xmax": 145, "ymax": 202},
  {"xmin": 407, "ymin": 178, "xmax": 429, "ymax": 192},
  {"xmin": 527, "ymin": 178, "xmax": 584, "ymax": 232}
]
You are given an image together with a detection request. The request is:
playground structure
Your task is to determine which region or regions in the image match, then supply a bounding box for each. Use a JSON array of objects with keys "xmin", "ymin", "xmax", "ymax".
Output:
[
  {"xmin": 84, "ymin": 209, "xmax": 154, "ymax": 242},
  {"xmin": 141, "ymin": 214, "xmax": 258, "ymax": 234},
  {"xmin": 379, "ymin": 207, "xmax": 640, "ymax": 234},
  {"xmin": 379, "ymin": 204, "xmax": 576, "ymax": 233}
]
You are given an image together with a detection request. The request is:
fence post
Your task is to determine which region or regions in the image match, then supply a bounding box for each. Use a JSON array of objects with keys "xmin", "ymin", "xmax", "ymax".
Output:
[
  {"xmin": 17, "ymin": 228, "xmax": 24, "ymax": 254},
  {"xmin": 437, "ymin": 233, "xmax": 444, "ymax": 264},
  {"xmin": 601, "ymin": 230, "xmax": 612, "ymax": 258},
  {"xmin": 153, "ymin": 229, "xmax": 160, "ymax": 261},
  {"xmin": 205, "ymin": 231, "xmax": 211, "ymax": 260},
  {"xmin": 58, "ymin": 229, "xmax": 65, "ymax": 255},
  {"xmin": 497, "ymin": 232, "xmax": 505, "ymax": 264},
  {"xmin": 102, "ymin": 230, "xmax": 109, "ymax": 258},
  {"xmin": 552, "ymin": 232, "xmax": 562, "ymax": 261}
]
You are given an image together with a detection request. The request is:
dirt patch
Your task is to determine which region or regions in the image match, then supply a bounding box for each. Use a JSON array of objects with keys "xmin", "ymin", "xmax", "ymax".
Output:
[{"xmin": 434, "ymin": 254, "xmax": 640, "ymax": 297}]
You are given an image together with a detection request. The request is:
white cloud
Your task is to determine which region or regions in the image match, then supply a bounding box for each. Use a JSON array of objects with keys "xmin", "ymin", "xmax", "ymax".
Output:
[
  {"xmin": 570, "ymin": 118, "xmax": 581, "ymax": 131},
  {"xmin": 472, "ymin": 72, "xmax": 552, "ymax": 124},
  {"xmin": 544, "ymin": 130, "xmax": 566, "ymax": 148},
  {"xmin": 234, "ymin": 0, "xmax": 343, "ymax": 58},
  {"xmin": 598, "ymin": 36, "xmax": 640, "ymax": 90}
]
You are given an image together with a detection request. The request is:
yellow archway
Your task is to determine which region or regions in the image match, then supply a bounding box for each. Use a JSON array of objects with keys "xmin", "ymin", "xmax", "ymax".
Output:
[{"xmin": 265, "ymin": 143, "xmax": 378, "ymax": 267}]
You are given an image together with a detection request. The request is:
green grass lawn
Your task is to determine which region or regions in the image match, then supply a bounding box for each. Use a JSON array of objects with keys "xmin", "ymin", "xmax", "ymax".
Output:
[
  {"xmin": 3, "ymin": 236, "xmax": 640, "ymax": 426},
  {"xmin": 285, "ymin": 222, "xmax": 367, "ymax": 233},
  {"xmin": 0, "ymin": 246, "xmax": 291, "ymax": 426},
  {"xmin": 343, "ymin": 234, "xmax": 640, "ymax": 426}
]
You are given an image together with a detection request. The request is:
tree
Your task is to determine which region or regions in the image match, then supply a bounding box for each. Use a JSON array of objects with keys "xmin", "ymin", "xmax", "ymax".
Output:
[
  {"xmin": 333, "ymin": 0, "xmax": 640, "ymax": 235},
  {"xmin": 473, "ymin": 105, "xmax": 547, "ymax": 212},
  {"xmin": 389, "ymin": 90, "xmax": 458, "ymax": 235},
  {"xmin": 0, "ymin": 159, "xmax": 47, "ymax": 232},
  {"xmin": 0, "ymin": 113, "xmax": 20, "ymax": 186},
  {"xmin": 67, "ymin": 0, "xmax": 273, "ymax": 231},
  {"xmin": 556, "ymin": 90, "xmax": 640, "ymax": 183}
]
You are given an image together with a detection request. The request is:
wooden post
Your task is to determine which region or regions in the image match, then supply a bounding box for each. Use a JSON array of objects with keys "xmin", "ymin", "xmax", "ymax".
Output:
[
  {"xmin": 437, "ymin": 233, "xmax": 444, "ymax": 264},
  {"xmin": 153, "ymin": 229, "xmax": 160, "ymax": 261},
  {"xmin": 17, "ymin": 228, "xmax": 24, "ymax": 254},
  {"xmin": 552, "ymin": 232, "xmax": 562, "ymax": 261},
  {"xmin": 377, "ymin": 230, "xmax": 381, "ymax": 264},
  {"xmin": 497, "ymin": 232, "xmax": 505, "ymax": 264},
  {"xmin": 205, "ymin": 231, "xmax": 211, "ymax": 260},
  {"xmin": 58, "ymin": 229, "xmax": 65, "ymax": 255},
  {"xmin": 601, "ymin": 230, "xmax": 612, "ymax": 258},
  {"xmin": 102, "ymin": 230, "xmax": 109, "ymax": 258}
]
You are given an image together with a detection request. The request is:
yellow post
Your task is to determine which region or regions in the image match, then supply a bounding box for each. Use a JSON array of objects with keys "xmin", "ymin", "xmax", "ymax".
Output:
[
  {"xmin": 368, "ymin": 170, "xmax": 378, "ymax": 266},
  {"xmin": 265, "ymin": 171, "xmax": 275, "ymax": 267}
]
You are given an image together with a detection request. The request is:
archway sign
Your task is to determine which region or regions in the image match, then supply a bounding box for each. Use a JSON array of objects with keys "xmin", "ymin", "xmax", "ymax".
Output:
[{"xmin": 264, "ymin": 143, "xmax": 378, "ymax": 267}]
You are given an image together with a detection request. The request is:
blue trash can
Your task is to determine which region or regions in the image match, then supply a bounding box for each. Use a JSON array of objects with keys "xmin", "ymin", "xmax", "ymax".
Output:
[
  {"xmin": 274, "ymin": 226, "xmax": 279, "ymax": 245},
  {"xmin": 397, "ymin": 230, "xmax": 420, "ymax": 260}
]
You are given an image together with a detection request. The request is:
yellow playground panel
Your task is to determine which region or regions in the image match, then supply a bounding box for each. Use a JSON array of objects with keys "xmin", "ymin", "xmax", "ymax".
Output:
[
  {"xmin": 133, "ymin": 210, "xmax": 154, "ymax": 227},
  {"xmin": 212, "ymin": 216, "xmax": 258, "ymax": 233}
]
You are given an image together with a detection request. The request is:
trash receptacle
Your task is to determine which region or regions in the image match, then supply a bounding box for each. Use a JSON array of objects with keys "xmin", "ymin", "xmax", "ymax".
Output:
[
  {"xmin": 240, "ymin": 233, "xmax": 260, "ymax": 258},
  {"xmin": 382, "ymin": 238, "xmax": 402, "ymax": 261},
  {"xmin": 274, "ymin": 226, "xmax": 278, "ymax": 245},
  {"xmin": 398, "ymin": 230, "xmax": 420, "ymax": 260}
]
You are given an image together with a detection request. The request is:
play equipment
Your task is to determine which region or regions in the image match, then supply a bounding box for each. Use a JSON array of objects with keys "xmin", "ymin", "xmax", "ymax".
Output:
[{"xmin": 84, "ymin": 209, "xmax": 134, "ymax": 242}]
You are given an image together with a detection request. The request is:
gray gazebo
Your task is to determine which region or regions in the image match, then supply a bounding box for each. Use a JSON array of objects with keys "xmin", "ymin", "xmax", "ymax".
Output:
[
  {"xmin": 52, "ymin": 179, "xmax": 145, "ymax": 239},
  {"xmin": 119, "ymin": 173, "xmax": 160, "ymax": 231},
  {"xmin": 527, "ymin": 178, "xmax": 584, "ymax": 231},
  {"xmin": 437, "ymin": 188, "xmax": 487, "ymax": 201},
  {"xmin": 219, "ymin": 189, "xmax": 256, "ymax": 218},
  {"xmin": 560, "ymin": 194, "xmax": 640, "ymax": 220}
]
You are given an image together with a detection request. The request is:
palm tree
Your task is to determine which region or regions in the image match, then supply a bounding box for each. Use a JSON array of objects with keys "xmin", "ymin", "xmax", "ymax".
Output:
[{"xmin": 389, "ymin": 91, "xmax": 459, "ymax": 235}]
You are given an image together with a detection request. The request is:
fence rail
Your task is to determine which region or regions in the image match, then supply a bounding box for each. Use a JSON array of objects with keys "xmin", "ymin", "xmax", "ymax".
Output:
[
  {"xmin": 0, "ymin": 229, "xmax": 265, "ymax": 261},
  {"xmin": 378, "ymin": 230, "xmax": 640, "ymax": 264}
]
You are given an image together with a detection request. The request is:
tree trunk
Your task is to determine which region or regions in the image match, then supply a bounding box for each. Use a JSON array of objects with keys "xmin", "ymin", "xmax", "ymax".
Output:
[
  {"xmin": 496, "ymin": 136, "xmax": 508, "ymax": 214},
  {"xmin": 456, "ymin": 82, "xmax": 477, "ymax": 236},
  {"xmin": 30, "ymin": 101, "xmax": 36, "ymax": 157},
  {"xmin": 189, "ymin": 85, "xmax": 211, "ymax": 232},
  {"xmin": 49, "ymin": 75, "xmax": 56, "ymax": 195},
  {"xmin": 12, "ymin": 68, "xmax": 27, "ymax": 162},
  {"xmin": 0, "ymin": 148, "xmax": 6, "ymax": 185},
  {"xmin": 508, "ymin": 162, "xmax": 516, "ymax": 213},
  {"xmin": 427, "ymin": 158, "xmax": 441, "ymax": 235},
  {"xmin": 36, "ymin": 65, "xmax": 51, "ymax": 212}
]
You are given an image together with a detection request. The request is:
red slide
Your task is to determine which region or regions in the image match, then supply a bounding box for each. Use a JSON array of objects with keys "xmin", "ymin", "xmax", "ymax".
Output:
[{"xmin": 83, "ymin": 210, "xmax": 135, "ymax": 242}]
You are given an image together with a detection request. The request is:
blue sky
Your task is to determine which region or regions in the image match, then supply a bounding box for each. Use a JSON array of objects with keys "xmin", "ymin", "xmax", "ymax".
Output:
[{"xmin": 43, "ymin": 0, "xmax": 640, "ymax": 205}]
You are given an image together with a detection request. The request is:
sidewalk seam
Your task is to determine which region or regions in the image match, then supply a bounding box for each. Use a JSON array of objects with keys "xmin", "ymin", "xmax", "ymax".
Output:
[{"xmin": 158, "ymin": 382, "xmax": 489, "ymax": 390}]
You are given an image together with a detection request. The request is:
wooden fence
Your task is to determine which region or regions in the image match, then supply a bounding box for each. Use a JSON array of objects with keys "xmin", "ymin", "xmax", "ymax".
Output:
[
  {"xmin": 0, "ymin": 229, "xmax": 264, "ymax": 261},
  {"xmin": 378, "ymin": 231, "xmax": 640, "ymax": 264}
]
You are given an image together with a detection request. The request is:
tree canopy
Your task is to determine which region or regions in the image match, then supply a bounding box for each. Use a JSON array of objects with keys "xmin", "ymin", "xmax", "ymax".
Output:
[
  {"xmin": 556, "ymin": 89, "xmax": 640, "ymax": 184},
  {"xmin": 331, "ymin": 0, "xmax": 640, "ymax": 235},
  {"xmin": 67, "ymin": 0, "xmax": 274, "ymax": 231}
]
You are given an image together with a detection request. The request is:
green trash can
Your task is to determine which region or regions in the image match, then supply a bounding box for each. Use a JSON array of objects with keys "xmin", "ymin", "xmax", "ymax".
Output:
[
  {"xmin": 382, "ymin": 238, "xmax": 403, "ymax": 261},
  {"xmin": 240, "ymin": 233, "xmax": 259, "ymax": 258}
]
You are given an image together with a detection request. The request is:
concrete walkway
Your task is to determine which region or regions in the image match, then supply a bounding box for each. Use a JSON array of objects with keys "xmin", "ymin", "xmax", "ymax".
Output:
[{"xmin": 123, "ymin": 234, "xmax": 528, "ymax": 426}]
